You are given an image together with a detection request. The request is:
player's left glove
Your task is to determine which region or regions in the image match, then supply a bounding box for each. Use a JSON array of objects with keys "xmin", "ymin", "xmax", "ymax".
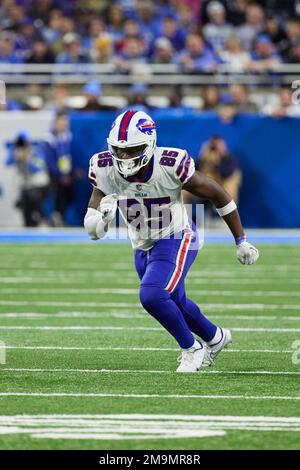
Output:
[{"xmin": 236, "ymin": 241, "xmax": 259, "ymax": 265}]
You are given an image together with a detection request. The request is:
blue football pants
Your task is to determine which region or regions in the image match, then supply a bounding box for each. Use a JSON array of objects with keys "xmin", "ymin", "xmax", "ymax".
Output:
[{"xmin": 134, "ymin": 224, "xmax": 217, "ymax": 349}]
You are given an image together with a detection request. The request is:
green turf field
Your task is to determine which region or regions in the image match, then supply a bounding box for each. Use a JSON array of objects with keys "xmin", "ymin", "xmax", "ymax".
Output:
[{"xmin": 0, "ymin": 242, "xmax": 299, "ymax": 450}]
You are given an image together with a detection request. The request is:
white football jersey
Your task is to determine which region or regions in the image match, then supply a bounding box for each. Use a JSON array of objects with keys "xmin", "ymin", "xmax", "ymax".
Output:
[{"xmin": 88, "ymin": 146, "xmax": 195, "ymax": 250}]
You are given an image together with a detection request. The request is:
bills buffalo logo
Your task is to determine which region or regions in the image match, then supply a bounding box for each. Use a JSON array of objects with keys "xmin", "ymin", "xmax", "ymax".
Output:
[
  {"xmin": 136, "ymin": 118, "xmax": 156, "ymax": 135},
  {"xmin": 111, "ymin": 120, "xmax": 116, "ymax": 129}
]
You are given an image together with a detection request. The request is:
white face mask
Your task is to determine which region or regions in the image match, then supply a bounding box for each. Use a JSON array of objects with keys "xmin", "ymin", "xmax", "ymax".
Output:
[
  {"xmin": 111, "ymin": 144, "xmax": 148, "ymax": 177},
  {"xmin": 119, "ymin": 158, "xmax": 139, "ymax": 176}
]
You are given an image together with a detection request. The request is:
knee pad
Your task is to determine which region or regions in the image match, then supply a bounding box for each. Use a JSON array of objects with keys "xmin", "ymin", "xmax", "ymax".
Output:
[{"xmin": 139, "ymin": 284, "xmax": 169, "ymax": 312}]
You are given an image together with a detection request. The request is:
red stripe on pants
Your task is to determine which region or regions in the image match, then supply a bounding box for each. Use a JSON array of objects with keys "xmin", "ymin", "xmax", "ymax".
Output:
[{"xmin": 167, "ymin": 230, "xmax": 191, "ymax": 292}]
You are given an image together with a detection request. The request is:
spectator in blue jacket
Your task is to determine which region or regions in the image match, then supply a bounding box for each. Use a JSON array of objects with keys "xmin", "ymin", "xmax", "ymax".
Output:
[
  {"xmin": 56, "ymin": 33, "xmax": 90, "ymax": 64},
  {"xmin": 176, "ymin": 33, "xmax": 220, "ymax": 72},
  {"xmin": 160, "ymin": 15, "xmax": 187, "ymax": 52},
  {"xmin": 247, "ymin": 34, "xmax": 281, "ymax": 71},
  {"xmin": 0, "ymin": 34, "xmax": 22, "ymax": 63}
]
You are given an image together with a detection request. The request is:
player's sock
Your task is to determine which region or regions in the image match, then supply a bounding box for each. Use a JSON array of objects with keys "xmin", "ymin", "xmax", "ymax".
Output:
[
  {"xmin": 207, "ymin": 327, "xmax": 223, "ymax": 346},
  {"xmin": 180, "ymin": 298, "xmax": 217, "ymax": 342},
  {"xmin": 140, "ymin": 284, "xmax": 195, "ymax": 349},
  {"xmin": 185, "ymin": 339, "xmax": 202, "ymax": 350}
]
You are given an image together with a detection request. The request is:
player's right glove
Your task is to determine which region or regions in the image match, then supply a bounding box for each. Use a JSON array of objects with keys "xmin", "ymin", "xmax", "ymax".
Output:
[
  {"xmin": 84, "ymin": 193, "xmax": 118, "ymax": 240},
  {"xmin": 236, "ymin": 241, "xmax": 259, "ymax": 265},
  {"xmin": 99, "ymin": 194, "xmax": 118, "ymax": 224}
]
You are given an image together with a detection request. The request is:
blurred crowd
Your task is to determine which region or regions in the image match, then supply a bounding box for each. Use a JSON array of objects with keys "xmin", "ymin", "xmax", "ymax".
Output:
[
  {"xmin": 0, "ymin": 1, "xmax": 300, "ymax": 116},
  {"xmin": 2, "ymin": 0, "xmax": 300, "ymax": 227},
  {"xmin": 0, "ymin": 81, "xmax": 300, "ymax": 117},
  {"xmin": 6, "ymin": 112, "xmax": 85, "ymax": 227},
  {"xmin": 3, "ymin": 79, "xmax": 300, "ymax": 118},
  {"xmin": 0, "ymin": 0, "xmax": 300, "ymax": 70}
]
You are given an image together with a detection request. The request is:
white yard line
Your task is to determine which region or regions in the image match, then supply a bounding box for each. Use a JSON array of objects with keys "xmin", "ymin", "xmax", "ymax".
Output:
[
  {"xmin": 231, "ymin": 327, "xmax": 300, "ymax": 332},
  {"xmin": 1, "ymin": 414, "xmax": 299, "ymax": 422},
  {"xmin": 1, "ymin": 414, "xmax": 299, "ymax": 439},
  {"xmin": 0, "ymin": 312, "xmax": 299, "ymax": 321},
  {"xmin": 0, "ymin": 368, "xmax": 299, "ymax": 377},
  {"xmin": 3, "ymin": 346, "xmax": 293, "ymax": 353},
  {"xmin": 1, "ymin": 414, "xmax": 299, "ymax": 428},
  {"xmin": 0, "ymin": 301, "xmax": 143, "ymax": 307},
  {"xmin": 0, "ymin": 277, "xmax": 299, "ymax": 285},
  {"xmin": 0, "ymin": 273, "xmax": 297, "ymax": 282},
  {"xmin": 0, "ymin": 312, "xmax": 147, "ymax": 319},
  {"xmin": 0, "ymin": 392, "xmax": 298, "ymax": 401},
  {"xmin": 1, "ymin": 264, "xmax": 300, "ymax": 271},
  {"xmin": 0, "ymin": 263, "xmax": 296, "ymax": 271},
  {"xmin": 188, "ymin": 279, "xmax": 300, "ymax": 285},
  {"xmin": 209, "ymin": 315, "xmax": 300, "ymax": 320},
  {"xmin": 0, "ymin": 326, "xmax": 160, "ymax": 331},
  {"xmin": 0, "ymin": 300, "xmax": 299, "ymax": 310},
  {"xmin": 0, "ymin": 325, "xmax": 299, "ymax": 332},
  {"xmin": 1, "ymin": 264, "xmax": 299, "ymax": 272},
  {"xmin": 0, "ymin": 266, "xmax": 299, "ymax": 275},
  {"xmin": 1, "ymin": 288, "xmax": 300, "ymax": 298}
]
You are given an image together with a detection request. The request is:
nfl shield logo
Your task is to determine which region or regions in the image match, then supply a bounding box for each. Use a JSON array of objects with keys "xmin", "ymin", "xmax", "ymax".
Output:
[{"xmin": 136, "ymin": 184, "xmax": 143, "ymax": 191}]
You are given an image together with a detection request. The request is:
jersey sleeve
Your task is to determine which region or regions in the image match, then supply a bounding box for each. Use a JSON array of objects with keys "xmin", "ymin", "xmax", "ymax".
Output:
[
  {"xmin": 88, "ymin": 154, "xmax": 98, "ymax": 187},
  {"xmin": 175, "ymin": 151, "xmax": 195, "ymax": 186},
  {"xmin": 88, "ymin": 151, "xmax": 113, "ymax": 194}
]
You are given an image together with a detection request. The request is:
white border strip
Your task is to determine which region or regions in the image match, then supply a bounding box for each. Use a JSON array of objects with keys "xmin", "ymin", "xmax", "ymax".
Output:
[
  {"xmin": 3, "ymin": 346, "xmax": 293, "ymax": 353},
  {"xmin": 0, "ymin": 368, "xmax": 299, "ymax": 376},
  {"xmin": 0, "ymin": 392, "xmax": 298, "ymax": 400},
  {"xmin": 0, "ymin": 326, "xmax": 299, "ymax": 332}
]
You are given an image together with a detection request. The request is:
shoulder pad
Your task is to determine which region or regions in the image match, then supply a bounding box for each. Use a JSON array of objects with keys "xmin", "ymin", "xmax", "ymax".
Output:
[
  {"xmin": 97, "ymin": 150, "xmax": 112, "ymax": 158},
  {"xmin": 93, "ymin": 150, "xmax": 113, "ymax": 168},
  {"xmin": 157, "ymin": 147, "xmax": 195, "ymax": 185},
  {"xmin": 88, "ymin": 150, "xmax": 114, "ymax": 188},
  {"xmin": 96, "ymin": 151, "xmax": 113, "ymax": 168},
  {"xmin": 157, "ymin": 147, "xmax": 185, "ymax": 159},
  {"xmin": 175, "ymin": 151, "xmax": 195, "ymax": 184}
]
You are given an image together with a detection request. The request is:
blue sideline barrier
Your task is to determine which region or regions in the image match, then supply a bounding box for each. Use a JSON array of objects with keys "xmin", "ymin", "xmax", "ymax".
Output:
[{"xmin": 69, "ymin": 111, "xmax": 300, "ymax": 229}]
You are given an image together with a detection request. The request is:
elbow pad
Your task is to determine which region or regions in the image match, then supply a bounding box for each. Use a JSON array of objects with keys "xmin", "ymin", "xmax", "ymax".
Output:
[{"xmin": 84, "ymin": 208, "xmax": 107, "ymax": 240}]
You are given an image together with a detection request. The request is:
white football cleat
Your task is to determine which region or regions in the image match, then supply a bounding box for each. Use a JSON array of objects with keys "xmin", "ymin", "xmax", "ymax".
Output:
[
  {"xmin": 202, "ymin": 328, "xmax": 232, "ymax": 367},
  {"xmin": 176, "ymin": 340, "xmax": 205, "ymax": 373}
]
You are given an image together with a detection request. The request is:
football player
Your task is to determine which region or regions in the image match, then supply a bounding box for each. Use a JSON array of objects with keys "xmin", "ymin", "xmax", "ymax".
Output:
[{"xmin": 84, "ymin": 110, "xmax": 259, "ymax": 373}]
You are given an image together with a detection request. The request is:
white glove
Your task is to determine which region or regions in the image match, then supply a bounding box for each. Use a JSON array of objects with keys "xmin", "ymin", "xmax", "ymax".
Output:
[
  {"xmin": 236, "ymin": 241, "xmax": 259, "ymax": 265},
  {"xmin": 84, "ymin": 194, "xmax": 118, "ymax": 241},
  {"xmin": 84, "ymin": 208, "xmax": 101, "ymax": 240},
  {"xmin": 99, "ymin": 194, "xmax": 118, "ymax": 224}
]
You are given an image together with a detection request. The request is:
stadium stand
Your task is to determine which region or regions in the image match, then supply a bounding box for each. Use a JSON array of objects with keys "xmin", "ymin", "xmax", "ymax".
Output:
[
  {"xmin": 0, "ymin": 0, "xmax": 300, "ymax": 111},
  {"xmin": 0, "ymin": 1, "xmax": 299, "ymax": 228}
]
